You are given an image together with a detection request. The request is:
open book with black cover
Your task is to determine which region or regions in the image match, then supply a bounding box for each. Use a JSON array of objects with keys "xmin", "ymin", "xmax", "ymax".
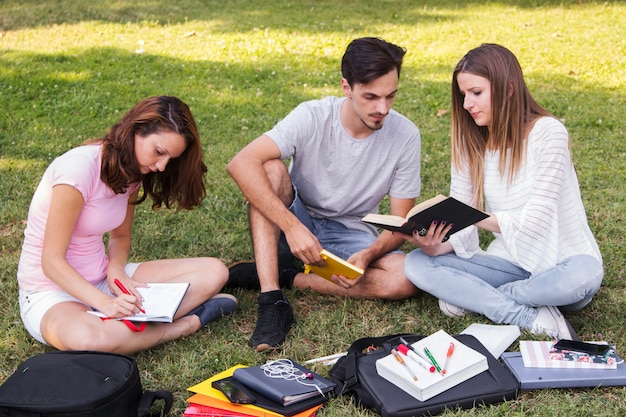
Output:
[{"xmin": 361, "ymin": 194, "xmax": 489, "ymax": 239}]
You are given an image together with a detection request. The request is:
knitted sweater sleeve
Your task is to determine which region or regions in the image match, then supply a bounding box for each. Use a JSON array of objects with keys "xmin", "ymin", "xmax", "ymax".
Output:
[{"xmin": 491, "ymin": 117, "xmax": 571, "ymax": 273}]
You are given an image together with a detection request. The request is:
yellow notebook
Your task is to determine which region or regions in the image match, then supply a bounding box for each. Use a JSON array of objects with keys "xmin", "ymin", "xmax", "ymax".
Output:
[{"xmin": 303, "ymin": 249, "xmax": 364, "ymax": 282}]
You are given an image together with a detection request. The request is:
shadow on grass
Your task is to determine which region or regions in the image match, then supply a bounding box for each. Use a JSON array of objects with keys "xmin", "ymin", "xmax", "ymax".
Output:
[{"xmin": 1, "ymin": 0, "xmax": 616, "ymax": 32}]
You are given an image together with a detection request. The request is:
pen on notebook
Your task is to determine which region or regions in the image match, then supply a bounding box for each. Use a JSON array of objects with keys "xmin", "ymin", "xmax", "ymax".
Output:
[
  {"xmin": 113, "ymin": 278, "xmax": 145, "ymax": 313},
  {"xmin": 399, "ymin": 337, "xmax": 436, "ymax": 373},
  {"xmin": 423, "ymin": 346, "xmax": 443, "ymax": 375},
  {"xmin": 442, "ymin": 342, "xmax": 455, "ymax": 375},
  {"xmin": 397, "ymin": 343, "xmax": 435, "ymax": 373},
  {"xmin": 391, "ymin": 349, "xmax": 418, "ymax": 381}
]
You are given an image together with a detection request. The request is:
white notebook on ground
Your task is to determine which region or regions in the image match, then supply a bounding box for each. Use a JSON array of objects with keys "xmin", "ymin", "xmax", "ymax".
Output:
[{"xmin": 460, "ymin": 323, "xmax": 520, "ymax": 359}]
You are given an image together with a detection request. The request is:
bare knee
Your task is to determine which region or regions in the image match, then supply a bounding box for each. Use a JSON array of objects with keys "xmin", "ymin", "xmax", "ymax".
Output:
[
  {"xmin": 262, "ymin": 160, "xmax": 294, "ymax": 205},
  {"xmin": 354, "ymin": 273, "xmax": 417, "ymax": 300},
  {"xmin": 378, "ymin": 276, "xmax": 420, "ymax": 300},
  {"xmin": 202, "ymin": 257, "xmax": 228, "ymax": 287},
  {"xmin": 364, "ymin": 255, "xmax": 419, "ymax": 300},
  {"xmin": 183, "ymin": 257, "xmax": 228, "ymax": 295}
]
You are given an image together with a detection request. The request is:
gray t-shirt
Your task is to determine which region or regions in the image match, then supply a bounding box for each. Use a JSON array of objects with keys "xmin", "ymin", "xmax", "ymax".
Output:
[{"xmin": 266, "ymin": 96, "xmax": 421, "ymax": 234}]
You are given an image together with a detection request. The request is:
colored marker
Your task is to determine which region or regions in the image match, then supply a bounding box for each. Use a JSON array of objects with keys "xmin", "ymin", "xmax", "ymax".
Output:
[
  {"xmin": 423, "ymin": 346, "xmax": 443, "ymax": 375},
  {"xmin": 397, "ymin": 343, "xmax": 435, "ymax": 373},
  {"xmin": 391, "ymin": 349, "xmax": 418, "ymax": 381},
  {"xmin": 442, "ymin": 342, "xmax": 455, "ymax": 375},
  {"xmin": 114, "ymin": 278, "xmax": 145, "ymax": 313}
]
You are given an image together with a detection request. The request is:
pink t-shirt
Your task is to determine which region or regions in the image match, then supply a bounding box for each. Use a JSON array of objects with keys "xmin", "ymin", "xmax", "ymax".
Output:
[{"xmin": 17, "ymin": 144, "xmax": 139, "ymax": 292}]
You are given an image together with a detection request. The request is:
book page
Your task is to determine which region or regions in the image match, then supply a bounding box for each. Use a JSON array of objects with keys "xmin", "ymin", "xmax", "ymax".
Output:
[
  {"xmin": 361, "ymin": 194, "xmax": 448, "ymax": 227},
  {"xmin": 87, "ymin": 282, "xmax": 189, "ymax": 322},
  {"xmin": 406, "ymin": 194, "xmax": 447, "ymax": 218},
  {"xmin": 360, "ymin": 213, "xmax": 406, "ymax": 227},
  {"xmin": 136, "ymin": 283, "xmax": 190, "ymax": 320}
]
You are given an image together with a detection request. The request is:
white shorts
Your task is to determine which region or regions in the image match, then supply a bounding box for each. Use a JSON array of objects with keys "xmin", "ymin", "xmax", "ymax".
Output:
[{"xmin": 19, "ymin": 263, "xmax": 141, "ymax": 344}]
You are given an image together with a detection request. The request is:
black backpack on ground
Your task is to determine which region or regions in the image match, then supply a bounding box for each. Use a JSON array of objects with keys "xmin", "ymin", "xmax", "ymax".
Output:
[
  {"xmin": 329, "ymin": 333, "xmax": 519, "ymax": 417},
  {"xmin": 0, "ymin": 350, "xmax": 172, "ymax": 417}
]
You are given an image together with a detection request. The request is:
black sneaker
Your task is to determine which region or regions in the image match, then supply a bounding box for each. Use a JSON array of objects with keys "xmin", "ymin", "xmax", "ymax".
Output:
[
  {"xmin": 249, "ymin": 290, "xmax": 296, "ymax": 352},
  {"xmin": 185, "ymin": 294, "xmax": 238, "ymax": 327}
]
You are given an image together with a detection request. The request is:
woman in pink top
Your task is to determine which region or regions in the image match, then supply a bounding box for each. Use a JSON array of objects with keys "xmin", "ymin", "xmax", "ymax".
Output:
[{"xmin": 17, "ymin": 96, "xmax": 237, "ymax": 354}]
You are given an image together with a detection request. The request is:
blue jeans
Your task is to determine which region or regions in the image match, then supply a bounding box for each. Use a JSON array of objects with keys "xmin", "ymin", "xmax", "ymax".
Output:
[
  {"xmin": 404, "ymin": 250, "xmax": 603, "ymax": 329},
  {"xmin": 279, "ymin": 187, "xmax": 402, "ymax": 261}
]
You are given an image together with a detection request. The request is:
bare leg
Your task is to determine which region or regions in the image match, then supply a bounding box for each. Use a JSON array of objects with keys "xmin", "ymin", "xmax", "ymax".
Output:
[
  {"xmin": 246, "ymin": 160, "xmax": 298, "ymax": 351},
  {"xmin": 249, "ymin": 160, "xmax": 295, "ymax": 292},
  {"xmin": 41, "ymin": 302, "xmax": 199, "ymax": 354},
  {"xmin": 293, "ymin": 253, "xmax": 419, "ymax": 300},
  {"xmin": 40, "ymin": 257, "xmax": 230, "ymax": 354}
]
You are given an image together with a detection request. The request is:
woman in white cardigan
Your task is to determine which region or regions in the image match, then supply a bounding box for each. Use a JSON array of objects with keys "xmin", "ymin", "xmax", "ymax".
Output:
[{"xmin": 402, "ymin": 44, "xmax": 603, "ymax": 340}]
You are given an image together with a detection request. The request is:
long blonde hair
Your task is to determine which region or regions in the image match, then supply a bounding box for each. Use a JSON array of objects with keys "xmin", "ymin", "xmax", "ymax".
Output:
[{"xmin": 450, "ymin": 44, "xmax": 552, "ymax": 209}]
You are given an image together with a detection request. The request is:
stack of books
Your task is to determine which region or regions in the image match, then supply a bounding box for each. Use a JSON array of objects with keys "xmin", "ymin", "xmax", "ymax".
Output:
[
  {"xmin": 501, "ymin": 340, "xmax": 626, "ymax": 389},
  {"xmin": 184, "ymin": 361, "xmax": 335, "ymax": 417}
]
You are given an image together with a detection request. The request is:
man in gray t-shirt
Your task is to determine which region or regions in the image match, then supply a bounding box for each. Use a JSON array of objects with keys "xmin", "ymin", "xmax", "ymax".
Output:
[{"xmin": 227, "ymin": 37, "xmax": 421, "ymax": 352}]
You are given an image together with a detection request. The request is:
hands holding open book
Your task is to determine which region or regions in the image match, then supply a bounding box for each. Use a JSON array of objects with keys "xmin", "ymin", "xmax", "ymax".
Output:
[
  {"xmin": 395, "ymin": 219, "xmax": 455, "ymax": 257},
  {"xmin": 361, "ymin": 195, "xmax": 490, "ymax": 256}
]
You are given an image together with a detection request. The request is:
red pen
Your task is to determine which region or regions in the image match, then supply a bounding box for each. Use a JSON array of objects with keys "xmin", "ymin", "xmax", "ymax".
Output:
[
  {"xmin": 113, "ymin": 278, "xmax": 145, "ymax": 313},
  {"xmin": 442, "ymin": 342, "xmax": 455, "ymax": 375}
]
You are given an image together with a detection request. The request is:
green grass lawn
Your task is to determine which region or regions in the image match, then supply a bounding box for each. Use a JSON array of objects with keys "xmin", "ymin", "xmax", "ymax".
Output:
[{"xmin": 1, "ymin": 1, "xmax": 625, "ymax": 415}]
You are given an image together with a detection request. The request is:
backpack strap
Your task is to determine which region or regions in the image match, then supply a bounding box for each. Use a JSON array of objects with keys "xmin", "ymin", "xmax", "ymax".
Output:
[{"xmin": 137, "ymin": 389, "xmax": 173, "ymax": 417}]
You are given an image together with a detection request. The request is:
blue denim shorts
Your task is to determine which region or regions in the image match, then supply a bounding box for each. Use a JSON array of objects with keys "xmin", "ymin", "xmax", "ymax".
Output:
[{"xmin": 280, "ymin": 187, "xmax": 402, "ymax": 260}]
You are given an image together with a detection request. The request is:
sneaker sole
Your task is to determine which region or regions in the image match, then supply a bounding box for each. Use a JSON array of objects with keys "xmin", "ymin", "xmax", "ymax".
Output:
[
  {"xmin": 254, "ymin": 343, "xmax": 279, "ymax": 352},
  {"xmin": 250, "ymin": 321, "xmax": 296, "ymax": 352}
]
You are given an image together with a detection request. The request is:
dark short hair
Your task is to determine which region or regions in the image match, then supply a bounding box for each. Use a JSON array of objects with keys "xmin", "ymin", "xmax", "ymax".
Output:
[{"xmin": 341, "ymin": 37, "xmax": 406, "ymax": 87}]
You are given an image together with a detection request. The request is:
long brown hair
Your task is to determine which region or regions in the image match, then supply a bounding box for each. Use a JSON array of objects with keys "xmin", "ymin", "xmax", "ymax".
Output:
[
  {"xmin": 87, "ymin": 96, "xmax": 207, "ymax": 210},
  {"xmin": 450, "ymin": 44, "xmax": 552, "ymax": 209}
]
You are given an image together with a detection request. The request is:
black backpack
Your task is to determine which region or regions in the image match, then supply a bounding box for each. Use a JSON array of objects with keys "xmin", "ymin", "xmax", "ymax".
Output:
[{"xmin": 0, "ymin": 351, "xmax": 173, "ymax": 417}]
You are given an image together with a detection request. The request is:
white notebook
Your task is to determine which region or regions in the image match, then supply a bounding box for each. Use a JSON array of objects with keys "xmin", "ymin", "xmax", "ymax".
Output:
[
  {"xmin": 461, "ymin": 323, "xmax": 520, "ymax": 359},
  {"xmin": 376, "ymin": 330, "xmax": 488, "ymax": 401},
  {"xmin": 88, "ymin": 282, "xmax": 189, "ymax": 322}
]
